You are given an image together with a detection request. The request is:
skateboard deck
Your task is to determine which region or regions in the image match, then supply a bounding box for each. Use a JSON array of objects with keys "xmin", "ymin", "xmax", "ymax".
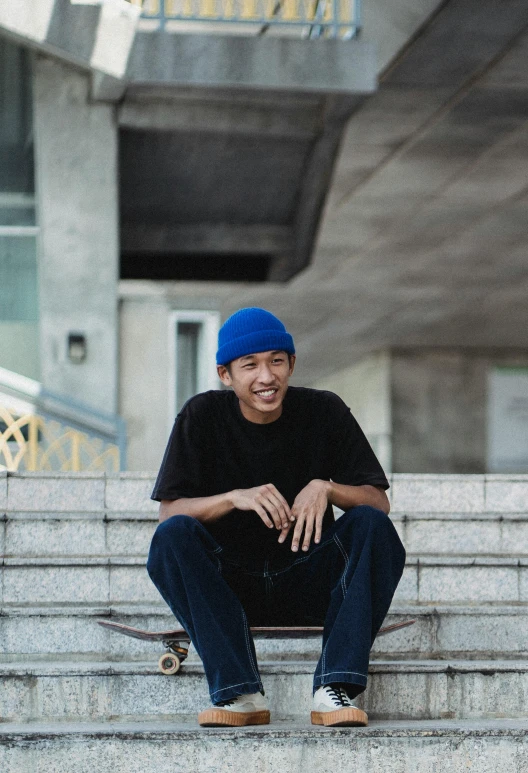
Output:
[{"xmin": 98, "ymin": 618, "xmax": 416, "ymax": 674}]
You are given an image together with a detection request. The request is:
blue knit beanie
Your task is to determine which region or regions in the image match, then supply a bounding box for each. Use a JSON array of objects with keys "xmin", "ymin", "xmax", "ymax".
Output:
[{"xmin": 216, "ymin": 307, "xmax": 295, "ymax": 366}]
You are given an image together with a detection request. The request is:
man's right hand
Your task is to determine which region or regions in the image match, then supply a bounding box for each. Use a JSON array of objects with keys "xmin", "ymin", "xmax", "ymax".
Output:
[{"xmin": 231, "ymin": 484, "xmax": 294, "ymax": 533}]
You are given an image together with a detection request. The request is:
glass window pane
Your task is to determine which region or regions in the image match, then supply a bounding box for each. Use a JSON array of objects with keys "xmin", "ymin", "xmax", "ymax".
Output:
[
  {"xmin": 0, "ymin": 38, "xmax": 35, "ymax": 226},
  {"xmin": 0, "ymin": 38, "xmax": 34, "ymax": 196},
  {"xmin": 176, "ymin": 322, "xmax": 201, "ymax": 413},
  {"xmin": 0, "ymin": 198, "xmax": 36, "ymax": 227},
  {"xmin": 0, "ymin": 236, "xmax": 38, "ymax": 322}
]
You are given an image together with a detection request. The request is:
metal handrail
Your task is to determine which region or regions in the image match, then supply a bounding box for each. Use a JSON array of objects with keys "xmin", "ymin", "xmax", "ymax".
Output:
[
  {"xmin": 0, "ymin": 367, "xmax": 126, "ymax": 472},
  {"xmin": 127, "ymin": 0, "xmax": 361, "ymax": 36}
]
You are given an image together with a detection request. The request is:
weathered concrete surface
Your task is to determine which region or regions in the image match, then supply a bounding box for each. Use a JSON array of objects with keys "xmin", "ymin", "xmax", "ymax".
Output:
[
  {"xmin": 1, "ymin": 660, "xmax": 528, "ymax": 722},
  {"xmin": 6, "ymin": 472, "xmax": 107, "ymax": 513},
  {"xmin": 0, "ymin": 720, "xmax": 527, "ymax": 773},
  {"xmin": 0, "ymin": 470, "xmax": 527, "ymax": 765},
  {"xmin": 361, "ymin": 0, "xmax": 444, "ymax": 72},
  {"xmin": 127, "ymin": 32, "xmax": 376, "ymax": 94},
  {"xmin": 5, "ymin": 510, "xmax": 528, "ymax": 558},
  {"xmin": 111, "ymin": 0, "xmax": 528, "ymax": 474},
  {"xmin": 0, "ymin": 470, "xmax": 7, "ymax": 512},
  {"xmin": 3, "ymin": 553, "xmax": 527, "ymax": 606},
  {"xmin": 2, "ymin": 604, "xmax": 528, "ymax": 660},
  {"xmin": 0, "ymin": 0, "xmax": 139, "ymax": 77},
  {"xmin": 34, "ymin": 58, "xmax": 119, "ymax": 413},
  {"xmin": 391, "ymin": 350, "xmax": 528, "ymax": 473}
]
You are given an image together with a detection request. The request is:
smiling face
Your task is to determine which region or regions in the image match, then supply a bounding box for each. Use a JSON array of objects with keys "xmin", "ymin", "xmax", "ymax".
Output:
[{"xmin": 217, "ymin": 350, "xmax": 296, "ymax": 424}]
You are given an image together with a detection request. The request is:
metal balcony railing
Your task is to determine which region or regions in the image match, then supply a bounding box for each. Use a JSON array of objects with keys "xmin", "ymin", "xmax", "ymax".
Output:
[
  {"xmin": 128, "ymin": 0, "xmax": 361, "ymax": 38},
  {"xmin": 0, "ymin": 367, "xmax": 126, "ymax": 473}
]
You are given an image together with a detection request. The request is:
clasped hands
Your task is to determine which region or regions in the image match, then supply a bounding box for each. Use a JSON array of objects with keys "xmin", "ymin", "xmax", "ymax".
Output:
[{"xmin": 230, "ymin": 480, "xmax": 329, "ymax": 552}]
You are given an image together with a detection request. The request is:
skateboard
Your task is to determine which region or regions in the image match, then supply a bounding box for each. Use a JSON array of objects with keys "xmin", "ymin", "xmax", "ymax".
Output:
[{"xmin": 97, "ymin": 619, "xmax": 416, "ymax": 675}]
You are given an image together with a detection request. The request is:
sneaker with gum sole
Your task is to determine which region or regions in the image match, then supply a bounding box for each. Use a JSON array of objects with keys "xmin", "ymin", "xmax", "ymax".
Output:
[
  {"xmin": 311, "ymin": 684, "xmax": 368, "ymax": 727},
  {"xmin": 198, "ymin": 691, "xmax": 270, "ymax": 727}
]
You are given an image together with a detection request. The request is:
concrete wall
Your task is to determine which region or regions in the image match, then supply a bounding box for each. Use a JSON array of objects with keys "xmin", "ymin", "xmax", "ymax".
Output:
[
  {"xmin": 362, "ymin": 0, "xmax": 444, "ymax": 72},
  {"xmin": 119, "ymin": 282, "xmax": 229, "ymax": 471},
  {"xmin": 391, "ymin": 349, "xmax": 528, "ymax": 474},
  {"xmin": 312, "ymin": 351, "xmax": 391, "ymax": 472},
  {"xmin": 33, "ymin": 56, "xmax": 119, "ymax": 414},
  {"xmin": 119, "ymin": 293, "xmax": 169, "ymax": 473}
]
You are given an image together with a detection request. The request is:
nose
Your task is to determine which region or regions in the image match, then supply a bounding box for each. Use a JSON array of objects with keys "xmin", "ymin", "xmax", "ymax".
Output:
[{"xmin": 257, "ymin": 363, "xmax": 274, "ymax": 384}]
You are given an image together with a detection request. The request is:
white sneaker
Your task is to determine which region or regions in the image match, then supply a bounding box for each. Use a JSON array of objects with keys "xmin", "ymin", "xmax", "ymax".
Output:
[
  {"xmin": 311, "ymin": 684, "xmax": 368, "ymax": 727},
  {"xmin": 198, "ymin": 691, "xmax": 270, "ymax": 727}
]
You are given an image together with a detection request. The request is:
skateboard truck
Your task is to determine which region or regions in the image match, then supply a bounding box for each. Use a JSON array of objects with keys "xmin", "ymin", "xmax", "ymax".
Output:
[{"xmin": 158, "ymin": 640, "xmax": 189, "ymax": 674}]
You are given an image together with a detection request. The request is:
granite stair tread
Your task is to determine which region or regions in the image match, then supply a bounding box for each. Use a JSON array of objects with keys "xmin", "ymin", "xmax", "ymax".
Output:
[
  {"xmin": 1, "ymin": 717, "xmax": 526, "ymax": 736},
  {"xmin": 1, "ymin": 718, "xmax": 527, "ymax": 773}
]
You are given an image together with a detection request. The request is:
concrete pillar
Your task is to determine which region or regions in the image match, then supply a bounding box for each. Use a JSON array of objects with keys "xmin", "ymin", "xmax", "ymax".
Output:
[
  {"xmin": 33, "ymin": 56, "xmax": 119, "ymax": 413},
  {"xmin": 119, "ymin": 293, "xmax": 169, "ymax": 471}
]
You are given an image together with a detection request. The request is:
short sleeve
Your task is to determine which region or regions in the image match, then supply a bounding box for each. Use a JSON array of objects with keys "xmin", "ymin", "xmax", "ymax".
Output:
[
  {"xmin": 151, "ymin": 400, "xmax": 210, "ymax": 502},
  {"xmin": 329, "ymin": 397, "xmax": 389, "ymax": 490}
]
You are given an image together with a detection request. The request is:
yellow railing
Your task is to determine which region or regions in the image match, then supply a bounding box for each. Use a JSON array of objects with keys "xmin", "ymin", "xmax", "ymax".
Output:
[
  {"xmin": 0, "ymin": 405, "xmax": 120, "ymax": 473},
  {"xmin": 127, "ymin": 0, "xmax": 357, "ymax": 29}
]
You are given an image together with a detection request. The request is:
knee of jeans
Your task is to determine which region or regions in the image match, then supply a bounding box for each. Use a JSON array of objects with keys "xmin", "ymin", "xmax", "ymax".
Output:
[
  {"xmin": 342, "ymin": 504, "xmax": 392, "ymax": 533},
  {"xmin": 149, "ymin": 515, "xmax": 199, "ymax": 557},
  {"xmin": 147, "ymin": 515, "xmax": 199, "ymax": 574},
  {"xmin": 152, "ymin": 514, "xmax": 199, "ymax": 544}
]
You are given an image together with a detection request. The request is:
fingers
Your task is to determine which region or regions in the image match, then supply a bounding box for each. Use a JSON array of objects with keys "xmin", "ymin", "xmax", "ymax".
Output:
[
  {"xmin": 290, "ymin": 511, "xmax": 324, "ymax": 552},
  {"xmin": 301, "ymin": 517, "xmax": 314, "ymax": 552},
  {"xmin": 258, "ymin": 484, "xmax": 291, "ymax": 530},
  {"xmin": 314, "ymin": 517, "xmax": 323, "ymax": 546},
  {"xmin": 291, "ymin": 514, "xmax": 306, "ymax": 552},
  {"xmin": 277, "ymin": 520, "xmax": 293, "ymax": 544},
  {"xmin": 268, "ymin": 484, "xmax": 294, "ymax": 523},
  {"xmin": 254, "ymin": 503, "xmax": 275, "ymax": 529}
]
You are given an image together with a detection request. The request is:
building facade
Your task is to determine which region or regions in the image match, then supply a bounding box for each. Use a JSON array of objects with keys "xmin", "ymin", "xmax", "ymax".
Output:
[{"xmin": 1, "ymin": 0, "xmax": 528, "ymax": 474}]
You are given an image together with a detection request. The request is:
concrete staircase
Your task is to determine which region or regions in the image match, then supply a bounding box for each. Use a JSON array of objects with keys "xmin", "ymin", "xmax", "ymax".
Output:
[{"xmin": 1, "ymin": 471, "xmax": 528, "ymax": 770}]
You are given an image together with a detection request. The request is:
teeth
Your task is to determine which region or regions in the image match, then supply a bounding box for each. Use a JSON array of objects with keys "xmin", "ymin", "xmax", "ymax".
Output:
[{"xmin": 257, "ymin": 389, "xmax": 276, "ymax": 396}]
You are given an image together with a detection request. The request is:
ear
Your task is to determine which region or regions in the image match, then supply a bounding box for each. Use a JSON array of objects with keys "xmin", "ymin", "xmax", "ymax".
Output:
[
  {"xmin": 288, "ymin": 355, "xmax": 296, "ymax": 376},
  {"xmin": 217, "ymin": 364, "xmax": 232, "ymax": 387}
]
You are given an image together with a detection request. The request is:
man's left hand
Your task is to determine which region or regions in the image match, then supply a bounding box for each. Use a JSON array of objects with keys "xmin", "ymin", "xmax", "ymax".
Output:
[{"xmin": 285, "ymin": 479, "xmax": 330, "ymax": 552}]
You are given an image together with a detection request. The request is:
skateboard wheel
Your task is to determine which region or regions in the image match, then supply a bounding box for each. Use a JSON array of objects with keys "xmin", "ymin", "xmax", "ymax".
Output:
[{"xmin": 158, "ymin": 653, "xmax": 181, "ymax": 675}]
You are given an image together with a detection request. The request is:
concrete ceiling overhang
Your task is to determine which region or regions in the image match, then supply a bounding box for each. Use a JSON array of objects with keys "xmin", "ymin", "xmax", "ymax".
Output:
[
  {"xmin": 211, "ymin": 0, "xmax": 528, "ymax": 384},
  {"xmin": 118, "ymin": 87, "xmax": 364, "ymax": 281}
]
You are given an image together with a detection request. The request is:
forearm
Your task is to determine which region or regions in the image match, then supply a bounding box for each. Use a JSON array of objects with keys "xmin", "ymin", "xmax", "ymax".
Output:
[
  {"xmin": 324, "ymin": 481, "xmax": 390, "ymax": 515},
  {"xmin": 159, "ymin": 492, "xmax": 235, "ymax": 524}
]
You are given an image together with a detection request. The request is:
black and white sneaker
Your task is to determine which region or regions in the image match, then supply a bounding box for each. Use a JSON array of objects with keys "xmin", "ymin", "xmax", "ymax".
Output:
[
  {"xmin": 198, "ymin": 692, "xmax": 270, "ymax": 727},
  {"xmin": 311, "ymin": 684, "xmax": 368, "ymax": 727}
]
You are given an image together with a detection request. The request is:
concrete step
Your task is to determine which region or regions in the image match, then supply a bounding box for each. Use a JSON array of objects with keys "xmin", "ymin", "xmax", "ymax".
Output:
[
  {"xmin": 2, "ymin": 603, "xmax": 528, "ymax": 660},
  {"xmin": 3, "ymin": 510, "xmax": 528, "ymax": 558},
  {"xmin": 1, "ymin": 658, "xmax": 528, "ymax": 723},
  {"xmin": 2, "ymin": 473, "xmax": 527, "ymax": 558},
  {"xmin": 2, "ymin": 554, "xmax": 527, "ymax": 605},
  {"xmin": 3, "ymin": 472, "xmax": 527, "ymax": 516},
  {"xmin": 1, "ymin": 719, "xmax": 527, "ymax": 773}
]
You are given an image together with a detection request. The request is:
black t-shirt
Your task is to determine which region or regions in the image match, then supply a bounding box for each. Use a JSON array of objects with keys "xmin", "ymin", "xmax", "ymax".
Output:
[{"xmin": 151, "ymin": 387, "xmax": 389, "ymax": 567}]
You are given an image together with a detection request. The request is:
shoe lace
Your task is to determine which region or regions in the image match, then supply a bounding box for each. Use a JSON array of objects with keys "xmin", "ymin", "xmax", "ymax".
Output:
[
  {"xmin": 215, "ymin": 698, "xmax": 236, "ymax": 708},
  {"xmin": 324, "ymin": 685, "xmax": 353, "ymax": 707}
]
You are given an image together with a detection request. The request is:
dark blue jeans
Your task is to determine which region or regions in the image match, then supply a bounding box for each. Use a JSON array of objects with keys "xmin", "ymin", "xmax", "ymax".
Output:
[{"xmin": 147, "ymin": 505, "xmax": 406, "ymax": 704}]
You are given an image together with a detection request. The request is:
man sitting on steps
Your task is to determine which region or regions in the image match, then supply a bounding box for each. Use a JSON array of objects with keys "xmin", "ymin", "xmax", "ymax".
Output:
[{"xmin": 147, "ymin": 307, "xmax": 406, "ymax": 727}]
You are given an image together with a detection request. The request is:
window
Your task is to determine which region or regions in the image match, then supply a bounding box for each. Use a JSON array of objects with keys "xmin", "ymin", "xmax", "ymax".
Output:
[
  {"xmin": 0, "ymin": 38, "xmax": 38, "ymax": 379},
  {"xmin": 169, "ymin": 311, "xmax": 220, "ymax": 423},
  {"xmin": 487, "ymin": 366, "xmax": 528, "ymax": 473}
]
